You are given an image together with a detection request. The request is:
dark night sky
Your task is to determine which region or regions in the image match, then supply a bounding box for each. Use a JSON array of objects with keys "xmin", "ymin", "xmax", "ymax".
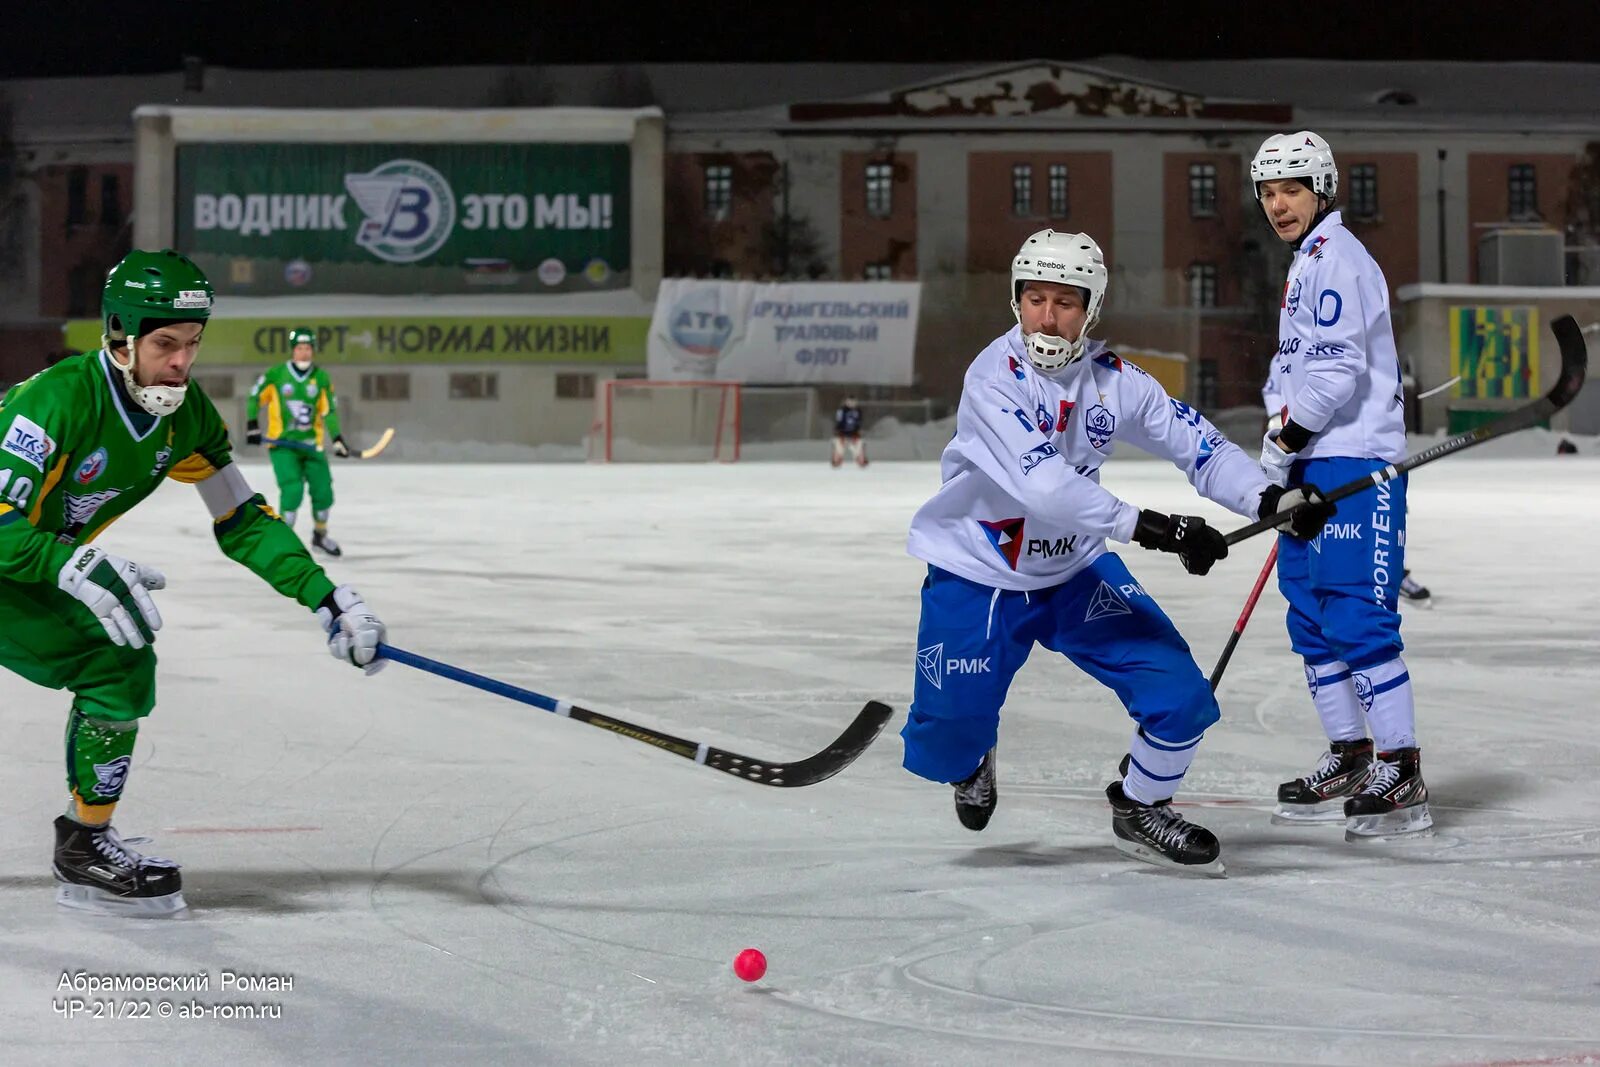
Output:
[{"xmin": 0, "ymin": 0, "xmax": 1587, "ymax": 77}]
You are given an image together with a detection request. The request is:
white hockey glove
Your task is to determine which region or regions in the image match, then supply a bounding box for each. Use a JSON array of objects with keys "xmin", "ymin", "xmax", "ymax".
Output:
[
  {"xmin": 57, "ymin": 546, "xmax": 166, "ymax": 649},
  {"xmin": 1259, "ymin": 430, "xmax": 1295, "ymax": 487},
  {"xmin": 315, "ymin": 584, "xmax": 387, "ymax": 675},
  {"xmin": 1259, "ymin": 418, "xmax": 1313, "ymax": 489}
]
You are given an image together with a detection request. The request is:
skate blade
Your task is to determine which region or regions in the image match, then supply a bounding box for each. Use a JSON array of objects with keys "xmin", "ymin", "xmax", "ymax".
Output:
[
  {"xmin": 1271, "ymin": 801, "xmax": 1348, "ymax": 824},
  {"xmin": 1344, "ymin": 804, "xmax": 1435, "ymax": 842},
  {"xmin": 55, "ymin": 882, "xmax": 188, "ymax": 918},
  {"xmin": 1113, "ymin": 838, "xmax": 1226, "ymax": 877}
]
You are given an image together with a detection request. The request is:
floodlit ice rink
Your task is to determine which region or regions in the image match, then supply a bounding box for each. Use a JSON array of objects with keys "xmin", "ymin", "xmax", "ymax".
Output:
[{"xmin": 2, "ymin": 449, "xmax": 1598, "ymax": 1066}]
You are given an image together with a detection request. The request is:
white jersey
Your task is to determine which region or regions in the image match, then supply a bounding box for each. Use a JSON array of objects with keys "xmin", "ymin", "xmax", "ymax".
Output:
[
  {"xmin": 1271, "ymin": 210, "xmax": 1406, "ymax": 462},
  {"xmin": 907, "ymin": 328, "xmax": 1270, "ymax": 592}
]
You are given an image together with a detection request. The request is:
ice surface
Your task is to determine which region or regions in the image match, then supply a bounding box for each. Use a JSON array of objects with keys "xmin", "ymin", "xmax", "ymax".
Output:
[{"xmin": 3, "ymin": 455, "xmax": 1598, "ymax": 1066}]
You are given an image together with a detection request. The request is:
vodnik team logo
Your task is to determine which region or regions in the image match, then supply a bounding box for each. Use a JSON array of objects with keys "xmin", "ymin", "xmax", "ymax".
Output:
[
  {"xmin": 92, "ymin": 756, "xmax": 131, "ymax": 798},
  {"xmin": 63, "ymin": 488, "xmax": 122, "ymax": 530},
  {"xmin": 74, "ymin": 447, "xmax": 108, "ymax": 485},
  {"xmin": 344, "ymin": 159, "xmax": 458, "ymax": 264}
]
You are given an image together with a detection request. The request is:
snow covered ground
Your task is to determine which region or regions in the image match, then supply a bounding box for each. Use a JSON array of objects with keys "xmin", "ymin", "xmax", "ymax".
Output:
[{"xmin": 2, "ymin": 455, "xmax": 1598, "ymax": 1066}]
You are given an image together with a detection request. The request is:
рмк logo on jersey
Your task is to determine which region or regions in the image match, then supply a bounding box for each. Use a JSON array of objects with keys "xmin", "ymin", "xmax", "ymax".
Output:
[
  {"xmin": 344, "ymin": 159, "xmax": 457, "ymax": 263},
  {"xmin": 978, "ymin": 516, "xmax": 1025, "ymax": 569}
]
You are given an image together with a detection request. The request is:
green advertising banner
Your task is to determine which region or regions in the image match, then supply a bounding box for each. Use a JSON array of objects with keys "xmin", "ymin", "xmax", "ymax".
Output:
[
  {"xmin": 64, "ymin": 316, "xmax": 648, "ymax": 366},
  {"xmin": 176, "ymin": 142, "xmax": 631, "ymax": 295},
  {"xmin": 1448, "ymin": 305, "xmax": 1539, "ymax": 400}
]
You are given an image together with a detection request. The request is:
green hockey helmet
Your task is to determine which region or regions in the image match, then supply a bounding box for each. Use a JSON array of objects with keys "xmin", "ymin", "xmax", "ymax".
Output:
[
  {"xmin": 101, "ymin": 250, "xmax": 212, "ymax": 417},
  {"xmin": 102, "ymin": 249, "xmax": 214, "ymax": 347},
  {"xmin": 288, "ymin": 327, "xmax": 317, "ymax": 349}
]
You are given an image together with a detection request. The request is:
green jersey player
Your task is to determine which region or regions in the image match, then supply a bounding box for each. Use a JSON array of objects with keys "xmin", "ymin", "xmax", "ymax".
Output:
[
  {"xmin": 0, "ymin": 249, "xmax": 386, "ymax": 916},
  {"xmin": 245, "ymin": 327, "xmax": 349, "ymax": 556}
]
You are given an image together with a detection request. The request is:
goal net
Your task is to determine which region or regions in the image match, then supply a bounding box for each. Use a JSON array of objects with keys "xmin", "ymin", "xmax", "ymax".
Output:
[{"xmin": 600, "ymin": 380, "xmax": 742, "ymax": 462}]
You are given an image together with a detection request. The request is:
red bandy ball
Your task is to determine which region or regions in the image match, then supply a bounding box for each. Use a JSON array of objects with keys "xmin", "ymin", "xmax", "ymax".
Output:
[{"xmin": 733, "ymin": 948, "xmax": 767, "ymax": 982}]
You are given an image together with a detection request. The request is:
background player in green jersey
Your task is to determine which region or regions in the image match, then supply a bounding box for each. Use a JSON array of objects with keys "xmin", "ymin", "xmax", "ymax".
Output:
[
  {"xmin": 0, "ymin": 249, "xmax": 386, "ymax": 916},
  {"xmin": 244, "ymin": 327, "xmax": 349, "ymax": 556}
]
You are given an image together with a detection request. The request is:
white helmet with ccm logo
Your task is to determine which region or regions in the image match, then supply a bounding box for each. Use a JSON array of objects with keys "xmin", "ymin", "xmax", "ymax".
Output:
[
  {"xmin": 1250, "ymin": 130, "xmax": 1338, "ymax": 200},
  {"xmin": 1009, "ymin": 229, "xmax": 1107, "ymax": 371}
]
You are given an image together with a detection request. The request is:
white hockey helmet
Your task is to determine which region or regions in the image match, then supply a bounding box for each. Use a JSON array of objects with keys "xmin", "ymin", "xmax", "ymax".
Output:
[
  {"xmin": 1250, "ymin": 131, "xmax": 1338, "ymax": 201},
  {"xmin": 1009, "ymin": 229, "xmax": 1107, "ymax": 371}
]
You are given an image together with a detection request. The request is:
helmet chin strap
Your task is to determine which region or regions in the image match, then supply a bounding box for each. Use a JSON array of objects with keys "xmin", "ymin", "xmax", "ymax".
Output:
[{"xmin": 109, "ymin": 340, "xmax": 188, "ymax": 417}]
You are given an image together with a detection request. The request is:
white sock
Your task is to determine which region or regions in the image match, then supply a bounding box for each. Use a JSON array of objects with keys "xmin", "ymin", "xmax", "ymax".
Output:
[
  {"xmin": 1352, "ymin": 657, "xmax": 1415, "ymax": 751},
  {"xmin": 1304, "ymin": 659, "xmax": 1366, "ymax": 743},
  {"xmin": 1123, "ymin": 727, "xmax": 1202, "ymax": 805}
]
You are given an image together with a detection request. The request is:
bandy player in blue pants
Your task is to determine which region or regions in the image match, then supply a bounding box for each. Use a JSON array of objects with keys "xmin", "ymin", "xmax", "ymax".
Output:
[
  {"xmin": 903, "ymin": 228, "xmax": 1332, "ymax": 873},
  {"xmin": 1251, "ymin": 130, "xmax": 1432, "ymax": 839}
]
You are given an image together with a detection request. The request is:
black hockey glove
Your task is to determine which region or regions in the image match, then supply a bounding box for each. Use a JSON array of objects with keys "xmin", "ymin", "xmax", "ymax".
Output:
[
  {"xmin": 245, "ymin": 419, "xmax": 262, "ymax": 446},
  {"xmin": 332, "ymin": 435, "xmax": 351, "ymax": 458},
  {"xmin": 1258, "ymin": 484, "xmax": 1335, "ymax": 541},
  {"xmin": 1133, "ymin": 510, "xmax": 1229, "ymax": 576}
]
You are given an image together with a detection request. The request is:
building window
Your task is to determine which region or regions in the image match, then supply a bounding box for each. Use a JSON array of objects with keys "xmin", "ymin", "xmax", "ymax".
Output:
[
  {"xmin": 1011, "ymin": 163, "xmax": 1032, "ymax": 216},
  {"xmin": 66, "ymin": 167, "xmax": 88, "ymax": 227},
  {"xmin": 1198, "ymin": 359, "xmax": 1219, "ymax": 409},
  {"xmin": 865, "ymin": 162, "xmax": 893, "ymax": 219},
  {"xmin": 863, "ymin": 262, "xmax": 892, "ymax": 281},
  {"xmin": 1047, "ymin": 163, "xmax": 1070, "ymax": 218},
  {"xmin": 360, "ymin": 373, "xmax": 411, "ymax": 401},
  {"xmin": 1508, "ymin": 164, "xmax": 1538, "ymax": 219},
  {"xmin": 1347, "ymin": 164, "xmax": 1379, "ymax": 220},
  {"xmin": 703, "ymin": 164, "xmax": 732, "ymax": 222},
  {"xmin": 194, "ymin": 375, "xmax": 234, "ymax": 400},
  {"xmin": 449, "ymin": 372, "xmax": 499, "ymax": 400},
  {"xmin": 1188, "ymin": 262, "xmax": 1218, "ymax": 308},
  {"xmin": 67, "ymin": 262, "xmax": 98, "ymax": 317},
  {"xmin": 1188, "ymin": 162, "xmax": 1218, "ymax": 218},
  {"xmin": 556, "ymin": 372, "xmax": 596, "ymax": 399},
  {"xmin": 100, "ymin": 174, "xmax": 123, "ymax": 230}
]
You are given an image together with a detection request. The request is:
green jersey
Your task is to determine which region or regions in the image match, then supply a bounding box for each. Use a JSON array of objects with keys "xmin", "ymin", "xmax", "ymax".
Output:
[
  {"xmin": 246, "ymin": 362, "xmax": 342, "ymax": 449},
  {"xmin": 0, "ymin": 350, "xmax": 335, "ymax": 609}
]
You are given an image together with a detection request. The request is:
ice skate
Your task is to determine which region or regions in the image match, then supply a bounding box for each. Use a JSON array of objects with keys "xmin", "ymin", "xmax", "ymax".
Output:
[
  {"xmin": 1106, "ymin": 780, "xmax": 1224, "ymax": 875},
  {"xmin": 1345, "ymin": 747, "xmax": 1433, "ymax": 840},
  {"xmin": 1398, "ymin": 570, "xmax": 1432, "ymax": 608},
  {"xmin": 312, "ymin": 530, "xmax": 343, "ymax": 557},
  {"xmin": 952, "ymin": 748, "xmax": 997, "ymax": 831},
  {"xmin": 1274, "ymin": 739, "xmax": 1374, "ymax": 824},
  {"xmin": 53, "ymin": 815, "xmax": 186, "ymax": 917}
]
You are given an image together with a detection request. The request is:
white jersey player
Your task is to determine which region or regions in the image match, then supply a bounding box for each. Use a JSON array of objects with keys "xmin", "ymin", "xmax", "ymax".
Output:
[
  {"xmin": 1252, "ymin": 130, "xmax": 1432, "ymax": 838},
  {"xmin": 901, "ymin": 229, "xmax": 1331, "ymax": 874}
]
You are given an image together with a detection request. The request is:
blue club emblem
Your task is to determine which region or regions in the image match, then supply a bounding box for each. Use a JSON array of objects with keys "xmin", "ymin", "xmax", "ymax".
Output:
[{"xmin": 1084, "ymin": 404, "xmax": 1116, "ymax": 449}]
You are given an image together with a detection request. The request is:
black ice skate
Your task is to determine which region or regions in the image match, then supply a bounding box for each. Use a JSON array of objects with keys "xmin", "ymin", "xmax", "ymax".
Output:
[
  {"xmin": 952, "ymin": 748, "xmax": 997, "ymax": 831},
  {"xmin": 1274, "ymin": 739, "xmax": 1375, "ymax": 824},
  {"xmin": 1344, "ymin": 747, "xmax": 1433, "ymax": 840},
  {"xmin": 53, "ymin": 815, "xmax": 186, "ymax": 916},
  {"xmin": 1105, "ymin": 780, "xmax": 1223, "ymax": 875},
  {"xmin": 1398, "ymin": 570, "xmax": 1432, "ymax": 607},
  {"xmin": 312, "ymin": 530, "xmax": 343, "ymax": 557}
]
